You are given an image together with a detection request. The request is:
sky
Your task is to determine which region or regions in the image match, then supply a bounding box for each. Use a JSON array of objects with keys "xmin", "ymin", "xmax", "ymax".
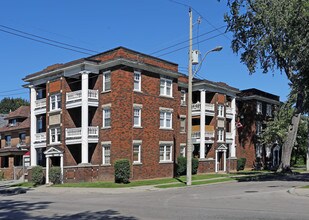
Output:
[{"xmin": 0, "ymin": 0, "xmax": 290, "ymax": 102}]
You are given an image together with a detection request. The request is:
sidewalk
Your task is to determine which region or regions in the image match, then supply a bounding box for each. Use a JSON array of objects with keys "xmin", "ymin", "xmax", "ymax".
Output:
[{"xmin": 289, "ymin": 187, "xmax": 309, "ymax": 197}]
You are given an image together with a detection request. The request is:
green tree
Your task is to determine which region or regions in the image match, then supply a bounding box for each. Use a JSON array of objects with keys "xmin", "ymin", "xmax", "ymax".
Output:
[
  {"xmin": 0, "ymin": 97, "xmax": 29, "ymax": 114},
  {"xmin": 224, "ymin": 0, "xmax": 309, "ymax": 172}
]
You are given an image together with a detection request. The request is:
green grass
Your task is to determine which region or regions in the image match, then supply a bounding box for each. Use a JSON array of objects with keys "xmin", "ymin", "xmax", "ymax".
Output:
[
  {"xmin": 301, "ymin": 185, "xmax": 309, "ymax": 189},
  {"xmin": 10, "ymin": 182, "xmax": 35, "ymax": 188},
  {"xmin": 156, "ymin": 177, "xmax": 234, "ymax": 188},
  {"xmin": 54, "ymin": 173, "xmax": 230, "ymax": 188}
]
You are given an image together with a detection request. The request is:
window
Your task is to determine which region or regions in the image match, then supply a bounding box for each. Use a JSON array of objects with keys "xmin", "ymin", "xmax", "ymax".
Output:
[
  {"xmin": 102, "ymin": 143, "xmax": 111, "ymax": 165},
  {"xmin": 133, "ymin": 107, "xmax": 141, "ymax": 127},
  {"xmin": 133, "ymin": 143, "xmax": 141, "ymax": 164},
  {"xmin": 256, "ymin": 102, "xmax": 262, "ymax": 114},
  {"xmin": 180, "ymin": 116, "xmax": 186, "ymax": 133},
  {"xmin": 217, "ymin": 105, "xmax": 224, "ymax": 117},
  {"xmin": 181, "ymin": 90, "xmax": 186, "ymax": 105},
  {"xmin": 9, "ymin": 119, "xmax": 17, "ymax": 127},
  {"xmin": 19, "ymin": 133, "xmax": 26, "ymax": 145},
  {"xmin": 159, "ymin": 144, "xmax": 172, "ymax": 162},
  {"xmin": 50, "ymin": 93, "xmax": 61, "ymax": 111},
  {"xmin": 217, "ymin": 129, "xmax": 224, "ymax": 142},
  {"xmin": 103, "ymin": 71, "xmax": 111, "ymax": 92},
  {"xmin": 50, "ymin": 127, "xmax": 61, "ymax": 144},
  {"xmin": 103, "ymin": 107, "xmax": 111, "ymax": 128},
  {"xmin": 160, "ymin": 109, "xmax": 172, "ymax": 129},
  {"xmin": 266, "ymin": 104, "xmax": 272, "ymax": 117},
  {"xmin": 256, "ymin": 121, "xmax": 262, "ymax": 135},
  {"xmin": 134, "ymin": 71, "xmax": 141, "ymax": 91},
  {"xmin": 5, "ymin": 135, "xmax": 11, "ymax": 147},
  {"xmin": 160, "ymin": 77, "xmax": 173, "ymax": 97},
  {"xmin": 180, "ymin": 144, "xmax": 186, "ymax": 157}
]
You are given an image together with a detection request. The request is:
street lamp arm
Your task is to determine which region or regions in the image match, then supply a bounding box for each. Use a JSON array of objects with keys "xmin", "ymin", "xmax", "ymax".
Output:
[{"xmin": 193, "ymin": 46, "xmax": 223, "ymax": 77}]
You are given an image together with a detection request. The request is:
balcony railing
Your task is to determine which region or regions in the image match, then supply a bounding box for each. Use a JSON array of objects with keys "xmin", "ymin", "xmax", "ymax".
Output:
[
  {"xmin": 66, "ymin": 89, "xmax": 98, "ymax": 102},
  {"xmin": 35, "ymin": 132, "xmax": 46, "ymax": 143},
  {"xmin": 35, "ymin": 98, "xmax": 46, "ymax": 110},
  {"xmin": 191, "ymin": 131, "xmax": 215, "ymax": 140},
  {"xmin": 66, "ymin": 126, "xmax": 99, "ymax": 144},
  {"xmin": 192, "ymin": 102, "xmax": 215, "ymax": 112},
  {"xmin": 226, "ymin": 132, "xmax": 233, "ymax": 140}
]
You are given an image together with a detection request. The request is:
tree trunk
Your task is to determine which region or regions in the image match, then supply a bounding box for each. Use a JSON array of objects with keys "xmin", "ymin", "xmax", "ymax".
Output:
[{"xmin": 278, "ymin": 113, "xmax": 301, "ymax": 173}]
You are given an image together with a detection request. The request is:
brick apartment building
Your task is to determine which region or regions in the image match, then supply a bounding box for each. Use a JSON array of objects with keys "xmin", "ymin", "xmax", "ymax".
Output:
[
  {"xmin": 0, "ymin": 106, "xmax": 30, "ymax": 180},
  {"xmin": 23, "ymin": 47, "xmax": 280, "ymax": 183}
]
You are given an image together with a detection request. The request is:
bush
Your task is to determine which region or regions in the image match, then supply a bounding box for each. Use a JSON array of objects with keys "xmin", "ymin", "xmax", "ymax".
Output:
[
  {"xmin": 31, "ymin": 166, "xmax": 44, "ymax": 186},
  {"xmin": 114, "ymin": 159, "xmax": 130, "ymax": 183},
  {"xmin": 192, "ymin": 157, "xmax": 199, "ymax": 174},
  {"xmin": 49, "ymin": 167, "xmax": 61, "ymax": 184},
  {"xmin": 237, "ymin": 158, "xmax": 247, "ymax": 171},
  {"xmin": 0, "ymin": 171, "xmax": 4, "ymax": 181},
  {"xmin": 176, "ymin": 156, "xmax": 199, "ymax": 176}
]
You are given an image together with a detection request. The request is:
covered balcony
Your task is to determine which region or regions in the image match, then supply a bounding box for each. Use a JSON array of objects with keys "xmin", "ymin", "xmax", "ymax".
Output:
[
  {"xmin": 66, "ymin": 89, "xmax": 99, "ymax": 109},
  {"xmin": 65, "ymin": 126, "xmax": 99, "ymax": 145},
  {"xmin": 226, "ymin": 107, "xmax": 234, "ymax": 119},
  {"xmin": 192, "ymin": 102, "xmax": 215, "ymax": 116},
  {"xmin": 34, "ymin": 98, "xmax": 46, "ymax": 115},
  {"xmin": 191, "ymin": 125, "xmax": 215, "ymax": 143},
  {"xmin": 226, "ymin": 132, "xmax": 233, "ymax": 143}
]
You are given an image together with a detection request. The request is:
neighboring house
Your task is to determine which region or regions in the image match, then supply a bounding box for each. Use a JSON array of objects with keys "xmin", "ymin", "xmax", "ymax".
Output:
[
  {"xmin": 0, "ymin": 114, "xmax": 8, "ymax": 128},
  {"xmin": 0, "ymin": 106, "xmax": 30, "ymax": 180},
  {"xmin": 237, "ymin": 89, "xmax": 280, "ymax": 169},
  {"xmin": 23, "ymin": 47, "xmax": 280, "ymax": 183}
]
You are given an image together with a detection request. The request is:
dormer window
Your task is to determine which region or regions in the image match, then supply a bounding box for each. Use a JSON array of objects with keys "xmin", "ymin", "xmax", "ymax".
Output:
[{"xmin": 9, "ymin": 119, "xmax": 17, "ymax": 127}]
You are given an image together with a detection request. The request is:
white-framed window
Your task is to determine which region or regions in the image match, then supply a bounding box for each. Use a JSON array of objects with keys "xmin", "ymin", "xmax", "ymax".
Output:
[
  {"xmin": 103, "ymin": 71, "xmax": 111, "ymax": 92},
  {"xmin": 133, "ymin": 105, "xmax": 142, "ymax": 127},
  {"xmin": 133, "ymin": 143, "xmax": 141, "ymax": 164},
  {"xmin": 180, "ymin": 90, "xmax": 186, "ymax": 106},
  {"xmin": 160, "ymin": 77, "xmax": 173, "ymax": 97},
  {"xmin": 217, "ymin": 129, "xmax": 224, "ymax": 142},
  {"xmin": 217, "ymin": 105, "xmax": 224, "ymax": 117},
  {"xmin": 180, "ymin": 116, "xmax": 186, "ymax": 133},
  {"xmin": 50, "ymin": 127, "xmax": 61, "ymax": 144},
  {"xmin": 256, "ymin": 102, "xmax": 262, "ymax": 114},
  {"xmin": 160, "ymin": 108, "xmax": 173, "ymax": 129},
  {"xmin": 102, "ymin": 143, "xmax": 111, "ymax": 165},
  {"xmin": 159, "ymin": 144, "xmax": 172, "ymax": 162},
  {"xmin": 266, "ymin": 104, "xmax": 272, "ymax": 117},
  {"xmin": 133, "ymin": 71, "xmax": 141, "ymax": 91},
  {"xmin": 180, "ymin": 144, "xmax": 186, "ymax": 157},
  {"xmin": 103, "ymin": 107, "xmax": 111, "ymax": 128},
  {"xmin": 50, "ymin": 93, "xmax": 61, "ymax": 111}
]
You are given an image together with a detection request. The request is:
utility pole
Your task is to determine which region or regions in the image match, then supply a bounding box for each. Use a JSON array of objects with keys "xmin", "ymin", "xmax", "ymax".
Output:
[{"xmin": 186, "ymin": 7, "xmax": 193, "ymax": 186}]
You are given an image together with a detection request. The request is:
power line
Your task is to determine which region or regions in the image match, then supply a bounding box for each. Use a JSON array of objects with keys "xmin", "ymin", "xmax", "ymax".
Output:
[
  {"xmin": 0, "ymin": 28, "xmax": 94, "ymax": 55},
  {"xmin": 0, "ymin": 24, "xmax": 100, "ymax": 54}
]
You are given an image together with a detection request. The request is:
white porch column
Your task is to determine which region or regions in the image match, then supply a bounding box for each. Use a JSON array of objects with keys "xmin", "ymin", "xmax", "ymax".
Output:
[
  {"xmin": 81, "ymin": 71, "xmax": 90, "ymax": 164},
  {"xmin": 223, "ymin": 151, "xmax": 227, "ymax": 172},
  {"xmin": 45, "ymin": 156, "xmax": 49, "ymax": 184},
  {"xmin": 30, "ymin": 86, "xmax": 37, "ymax": 166},
  {"xmin": 200, "ymin": 90, "xmax": 206, "ymax": 159},
  {"xmin": 230, "ymin": 97, "xmax": 236, "ymax": 158},
  {"xmin": 60, "ymin": 155, "xmax": 64, "ymax": 183},
  {"xmin": 215, "ymin": 150, "xmax": 218, "ymax": 173}
]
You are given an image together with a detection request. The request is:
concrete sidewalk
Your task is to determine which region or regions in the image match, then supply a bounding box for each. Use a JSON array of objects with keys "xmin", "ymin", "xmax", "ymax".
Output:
[{"xmin": 289, "ymin": 187, "xmax": 309, "ymax": 197}]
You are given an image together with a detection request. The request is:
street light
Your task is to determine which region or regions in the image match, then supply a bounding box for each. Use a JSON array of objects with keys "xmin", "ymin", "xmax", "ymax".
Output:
[{"xmin": 186, "ymin": 10, "xmax": 223, "ymax": 187}]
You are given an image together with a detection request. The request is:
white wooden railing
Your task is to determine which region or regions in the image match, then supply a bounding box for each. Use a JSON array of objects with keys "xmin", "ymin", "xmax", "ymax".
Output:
[
  {"xmin": 205, "ymin": 103, "xmax": 215, "ymax": 111},
  {"xmin": 192, "ymin": 102, "xmax": 215, "ymax": 112},
  {"xmin": 192, "ymin": 131, "xmax": 215, "ymax": 139},
  {"xmin": 226, "ymin": 132, "xmax": 233, "ymax": 140},
  {"xmin": 35, "ymin": 132, "xmax": 46, "ymax": 142},
  {"xmin": 66, "ymin": 89, "xmax": 98, "ymax": 103},
  {"xmin": 35, "ymin": 98, "xmax": 46, "ymax": 109},
  {"xmin": 226, "ymin": 107, "xmax": 233, "ymax": 115},
  {"xmin": 66, "ymin": 127, "xmax": 99, "ymax": 139}
]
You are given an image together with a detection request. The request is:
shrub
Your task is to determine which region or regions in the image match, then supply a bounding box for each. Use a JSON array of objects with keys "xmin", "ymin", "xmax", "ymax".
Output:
[
  {"xmin": 176, "ymin": 156, "xmax": 199, "ymax": 176},
  {"xmin": 49, "ymin": 167, "xmax": 61, "ymax": 184},
  {"xmin": 114, "ymin": 159, "xmax": 130, "ymax": 183},
  {"xmin": 0, "ymin": 171, "xmax": 4, "ymax": 181},
  {"xmin": 237, "ymin": 158, "xmax": 247, "ymax": 171},
  {"xmin": 31, "ymin": 166, "xmax": 44, "ymax": 186},
  {"xmin": 192, "ymin": 157, "xmax": 199, "ymax": 174}
]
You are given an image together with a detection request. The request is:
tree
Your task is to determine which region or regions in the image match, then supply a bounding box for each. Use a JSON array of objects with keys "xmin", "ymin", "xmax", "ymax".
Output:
[
  {"xmin": 0, "ymin": 97, "xmax": 29, "ymax": 114},
  {"xmin": 224, "ymin": 0, "xmax": 309, "ymax": 172}
]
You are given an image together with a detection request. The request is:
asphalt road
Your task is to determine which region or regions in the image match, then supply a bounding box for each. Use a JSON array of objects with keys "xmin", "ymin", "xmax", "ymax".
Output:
[{"xmin": 1, "ymin": 179, "xmax": 309, "ymax": 220}]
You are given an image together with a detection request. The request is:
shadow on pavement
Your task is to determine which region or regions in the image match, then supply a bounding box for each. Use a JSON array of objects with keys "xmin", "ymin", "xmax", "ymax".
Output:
[
  {"xmin": 0, "ymin": 199, "xmax": 138, "ymax": 220},
  {"xmin": 0, "ymin": 187, "xmax": 32, "ymax": 196},
  {"xmin": 233, "ymin": 172, "xmax": 309, "ymax": 182}
]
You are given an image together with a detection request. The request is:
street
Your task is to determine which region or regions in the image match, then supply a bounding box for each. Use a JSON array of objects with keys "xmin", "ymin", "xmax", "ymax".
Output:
[{"xmin": 1, "ymin": 179, "xmax": 309, "ymax": 220}]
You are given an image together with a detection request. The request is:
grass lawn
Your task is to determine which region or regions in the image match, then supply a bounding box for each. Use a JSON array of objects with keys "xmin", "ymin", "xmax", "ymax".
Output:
[
  {"xmin": 10, "ymin": 182, "xmax": 35, "ymax": 188},
  {"xmin": 54, "ymin": 173, "xmax": 231, "ymax": 188},
  {"xmin": 301, "ymin": 185, "xmax": 309, "ymax": 189}
]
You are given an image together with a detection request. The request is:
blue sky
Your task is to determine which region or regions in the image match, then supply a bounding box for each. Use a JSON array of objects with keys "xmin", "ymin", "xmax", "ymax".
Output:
[{"xmin": 0, "ymin": 0, "xmax": 289, "ymax": 101}]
